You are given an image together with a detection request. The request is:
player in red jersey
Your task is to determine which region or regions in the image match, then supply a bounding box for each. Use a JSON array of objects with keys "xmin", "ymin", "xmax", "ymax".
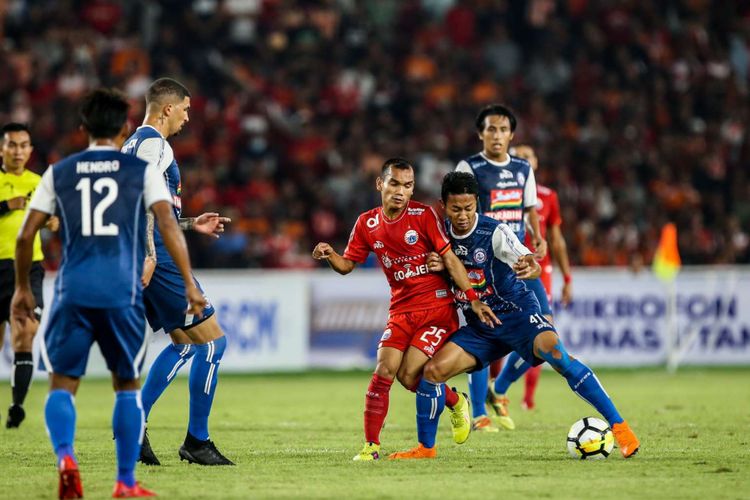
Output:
[
  {"xmin": 503, "ymin": 144, "xmax": 573, "ymax": 410},
  {"xmin": 312, "ymin": 158, "xmax": 499, "ymax": 460}
]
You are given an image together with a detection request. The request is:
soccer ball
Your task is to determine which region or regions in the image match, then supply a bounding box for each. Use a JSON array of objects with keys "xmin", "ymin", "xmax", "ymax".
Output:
[{"xmin": 566, "ymin": 417, "xmax": 614, "ymax": 460}]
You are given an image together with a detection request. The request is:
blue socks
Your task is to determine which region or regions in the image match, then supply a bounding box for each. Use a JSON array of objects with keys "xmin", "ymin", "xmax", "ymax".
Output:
[
  {"xmin": 415, "ymin": 378, "xmax": 445, "ymax": 448},
  {"xmin": 45, "ymin": 389, "xmax": 76, "ymax": 463},
  {"xmin": 494, "ymin": 351, "xmax": 531, "ymax": 395},
  {"xmin": 562, "ymin": 359, "xmax": 623, "ymax": 426},
  {"xmin": 188, "ymin": 336, "xmax": 227, "ymax": 441},
  {"xmin": 113, "ymin": 391, "xmax": 144, "ymax": 487},
  {"xmin": 141, "ymin": 343, "xmax": 195, "ymax": 419},
  {"xmin": 467, "ymin": 367, "xmax": 489, "ymax": 418}
]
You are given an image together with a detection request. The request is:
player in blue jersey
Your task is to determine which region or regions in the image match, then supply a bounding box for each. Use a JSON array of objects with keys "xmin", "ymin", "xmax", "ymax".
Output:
[
  {"xmin": 121, "ymin": 78, "xmax": 233, "ymax": 466},
  {"xmin": 11, "ymin": 88, "xmax": 206, "ymax": 498},
  {"xmin": 393, "ymin": 172, "xmax": 640, "ymax": 459},
  {"xmin": 455, "ymin": 104, "xmax": 550, "ymax": 432}
]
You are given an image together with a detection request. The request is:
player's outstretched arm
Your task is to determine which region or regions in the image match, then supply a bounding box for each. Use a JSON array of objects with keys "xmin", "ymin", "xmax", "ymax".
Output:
[
  {"xmin": 180, "ymin": 212, "xmax": 232, "ymax": 238},
  {"xmin": 312, "ymin": 242, "xmax": 356, "ymax": 275},
  {"xmin": 152, "ymin": 201, "xmax": 207, "ymax": 316},
  {"xmin": 11, "ymin": 209, "xmax": 49, "ymax": 325},
  {"xmin": 548, "ymin": 224, "xmax": 572, "ymax": 305},
  {"xmin": 442, "ymin": 249, "xmax": 500, "ymax": 326}
]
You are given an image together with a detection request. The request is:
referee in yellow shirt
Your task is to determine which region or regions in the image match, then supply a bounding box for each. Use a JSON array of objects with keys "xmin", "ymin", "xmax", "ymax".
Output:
[{"xmin": 0, "ymin": 122, "xmax": 57, "ymax": 428}]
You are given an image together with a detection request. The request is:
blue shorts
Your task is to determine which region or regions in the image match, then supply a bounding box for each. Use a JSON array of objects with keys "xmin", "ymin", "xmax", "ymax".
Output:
[
  {"xmin": 449, "ymin": 309, "xmax": 556, "ymax": 371},
  {"xmin": 144, "ymin": 260, "xmax": 215, "ymax": 334},
  {"xmin": 525, "ymin": 278, "xmax": 551, "ymax": 316},
  {"xmin": 40, "ymin": 298, "xmax": 147, "ymax": 380}
]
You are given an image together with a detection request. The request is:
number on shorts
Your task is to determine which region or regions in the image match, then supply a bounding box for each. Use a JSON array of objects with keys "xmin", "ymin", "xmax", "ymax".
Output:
[
  {"xmin": 529, "ymin": 313, "xmax": 550, "ymax": 327},
  {"xmin": 419, "ymin": 326, "xmax": 446, "ymax": 347}
]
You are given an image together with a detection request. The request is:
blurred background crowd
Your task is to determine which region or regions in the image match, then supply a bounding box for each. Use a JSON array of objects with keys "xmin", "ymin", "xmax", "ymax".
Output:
[{"xmin": 1, "ymin": 0, "xmax": 749, "ymax": 269}]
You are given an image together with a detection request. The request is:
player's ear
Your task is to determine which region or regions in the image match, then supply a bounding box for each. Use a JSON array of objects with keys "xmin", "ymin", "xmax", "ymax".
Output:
[{"xmin": 376, "ymin": 175, "xmax": 383, "ymax": 192}]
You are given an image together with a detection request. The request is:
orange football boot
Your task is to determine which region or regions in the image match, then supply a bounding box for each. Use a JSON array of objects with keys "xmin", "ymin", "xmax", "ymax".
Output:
[
  {"xmin": 387, "ymin": 443, "xmax": 437, "ymax": 460},
  {"xmin": 612, "ymin": 421, "xmax": 640, "ymax": 458}
]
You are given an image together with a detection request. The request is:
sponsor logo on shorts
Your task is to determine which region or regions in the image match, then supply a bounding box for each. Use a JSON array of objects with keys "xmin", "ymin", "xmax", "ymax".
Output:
[
  {"xmin": 436, "ymin": 289, "xmax": 448, "ymax": 298},
  {"xmin": 473, "ymin": 248, "xmax": 487, "ymax": 264},
  {"xmin": 424, "ymin": 345, "xmax": 435, "ymax": 355},
  {"xmin": 381, "ymin": 329, "xmax": 392, "ymax": 342},
  {"xmin": 404, "ymin": 230, "xmax": 419, "ymax": 245},
  {"xmin": 374, "ymin": 241, "xmax": 384, "ymax": 249}
]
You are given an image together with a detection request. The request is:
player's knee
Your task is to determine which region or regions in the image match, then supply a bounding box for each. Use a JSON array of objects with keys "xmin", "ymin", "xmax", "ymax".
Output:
[
  {"xmin": 11, "ymin": 330, "xmax": 35, "ymax": 351},
  {"xmin": 112, "ymin": 376, "xmax": 139, "ymax": 392},
  {"xmin": 422, "ymin": 361, "xmax": 448, "ymax": 384},
  {"xmin": 374, "ymin": 362, "xmax": 397, "ymax": 380},
  {"xmin": 396, "ymin": 368, "xmax": 419, "ymax": 391},
  {"xmin": 534, "ymin": 331, "xmax": 572, "ymax": 371}
]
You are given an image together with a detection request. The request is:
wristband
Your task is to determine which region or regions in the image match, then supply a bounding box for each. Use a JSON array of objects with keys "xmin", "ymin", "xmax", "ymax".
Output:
[
  {"xmin": 0, "ymin": 200, "xmax": 9, "ymax": 214},
  {"xmin": 464, "ymin": 288, "xmax": 478, "ymax": 302},
  {"xmin": 563, "ymin": 274, "xmax": 572, "ymax": 285}
]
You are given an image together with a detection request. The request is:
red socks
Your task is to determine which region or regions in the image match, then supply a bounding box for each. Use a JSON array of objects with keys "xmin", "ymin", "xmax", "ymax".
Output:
[
  {"xmin": 444, "ymin": 385, "xmax": 459, "ymax": 408},
  {"xmin": 523, "ymin": 365, "xmax": 542, "ymax": 406},
  {"xmin": 364, "ymin": 374, "xmax": 393, "ymax": 444},
  {"xmin": 490, "ymin": 358, "xmax": 504, "ymax": 380}
]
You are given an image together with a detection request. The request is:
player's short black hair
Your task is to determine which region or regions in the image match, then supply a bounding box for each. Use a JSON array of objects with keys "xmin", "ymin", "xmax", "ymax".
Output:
[
  {"xmin": 146, "ymin": 77, "xmax": 191, "ymax": 105},
  {"xmin": 475, "ymin": 104, "xmax": 517, "ymax": 132},
  {"xmin": 1, "ymin": 122, "xmax": 31, "ymax": 136},
  {"xmin": 79, "ymin": 88, "xmax": 130, "ymax": 139},
  {"xmin": 441, "ymin": 172, "xmax": 479, "ymax": 203},
  {"xmin": 381, "ymin": 157, "xmax": 414, "ymax": 179}
]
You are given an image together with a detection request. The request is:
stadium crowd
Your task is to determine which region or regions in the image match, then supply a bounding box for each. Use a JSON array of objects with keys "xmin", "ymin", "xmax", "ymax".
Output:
[{"xmin": 1, "ymin": 0, "xmax": 748, "ymax": 268}]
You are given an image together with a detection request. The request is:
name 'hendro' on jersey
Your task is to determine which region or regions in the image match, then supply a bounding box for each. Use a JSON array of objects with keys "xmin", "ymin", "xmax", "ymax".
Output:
[
  {"xmin": 456, "ymin": 153, "xmax": 537, "ymax": 241},
  {"xmin": 75, "ymin": 160, "xmax": 120, "ymax": 174}
]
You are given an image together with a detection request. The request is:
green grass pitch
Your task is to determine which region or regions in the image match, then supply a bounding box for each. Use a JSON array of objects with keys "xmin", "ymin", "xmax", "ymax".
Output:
[{"xmin": 1, "ymin": 368, "xmax": 748, "ymax": 499}]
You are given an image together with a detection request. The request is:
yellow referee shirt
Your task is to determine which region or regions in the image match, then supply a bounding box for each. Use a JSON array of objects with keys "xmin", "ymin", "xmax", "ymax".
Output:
[{"xmin": 0, "ymin": 168, "xmax": 44, "ymax": 261}]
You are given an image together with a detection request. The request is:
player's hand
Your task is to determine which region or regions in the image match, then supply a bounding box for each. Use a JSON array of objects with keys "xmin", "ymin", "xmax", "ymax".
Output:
[
  {"xmin": 470, "ymin": 300, "xmax": 501, "ymax": 327},
  {"xmin": 193, "ymin": 212, "xmax": 231, "ymax": 239},
  {"xmin": 10, "ymin": 287, "xmax": 36, "ymax": 328},
  {"xmin": 45, "ymin": 216, "xmax": 60, "ymax": 232},
  {"xmin": 185, "ymin": 285, "xmax": 207, "ymax": 317},
  {"xmin": 6, "ymin": 196, "xmax": 26, "ymax": 210},
  {"xmin": 533, "ymin": 237, "xmax": 548, "ymax": 260},
  {"xmin": 426, "ymin": 251, "xmax": 444, "ymax": 272},
  {"xmin": 514, "ymin": 255, "xmax": 541, "ymax": 280},
  {"xmin": 141, "ymin": 256, "xmax": 156, "ymax": 287},
  {"xmin": 561, "ymin": 282, "xmax": 572, "ymax": 307},
  {"xmin": 312, "ymin": 242, "xmax": 334, "ymax": 260}
]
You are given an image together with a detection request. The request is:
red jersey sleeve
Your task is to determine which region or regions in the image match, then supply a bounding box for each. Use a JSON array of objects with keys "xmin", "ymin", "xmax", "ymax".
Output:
[
  {"xmin": 424, "ymin": 206, "xmax": 452, "ymax": 255},
  {"xmin": 548, "ymin": 190, "xmax": 562, "ymax": 227},
  {"xmin": 343, "ymin": 215, "xmax": 371, "ymax": 263}
]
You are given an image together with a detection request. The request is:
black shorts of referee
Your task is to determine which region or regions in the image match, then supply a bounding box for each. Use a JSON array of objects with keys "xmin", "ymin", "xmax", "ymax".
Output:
[{"xmin": 0, "ymin": 259, "xmax": 44, "ymax": 323}]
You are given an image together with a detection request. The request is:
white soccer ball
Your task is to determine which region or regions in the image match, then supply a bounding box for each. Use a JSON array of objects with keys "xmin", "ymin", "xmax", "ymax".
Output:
[{"xmin": 566, "ymin": 417, "xmax": 614, "ymax": 460}]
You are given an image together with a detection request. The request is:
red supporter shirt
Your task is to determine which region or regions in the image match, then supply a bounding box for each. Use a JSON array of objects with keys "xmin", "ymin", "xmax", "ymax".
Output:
[
  {"xmin": 524, "ymin": 184, "xmax": 562, "ymax": 270},
  {"xmin": 344, "ymin": 200, "xmax": 455, "ymax": 314}
]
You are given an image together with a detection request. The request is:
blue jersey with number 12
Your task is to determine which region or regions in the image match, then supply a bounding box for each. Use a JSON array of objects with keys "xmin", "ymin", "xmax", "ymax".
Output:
[{"xmin": 29, "ymin": 146, "xmax": 171, "ymax": 308}]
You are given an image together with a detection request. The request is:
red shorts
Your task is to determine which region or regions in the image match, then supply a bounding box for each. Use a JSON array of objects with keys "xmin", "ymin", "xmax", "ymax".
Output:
[
  {"xmin": 379, "ymin": 304, "xmax": 459, "ymax": 357},
  {"xmin": 541, "ymin": 264, "xmax": 553, "ymax": 303}
]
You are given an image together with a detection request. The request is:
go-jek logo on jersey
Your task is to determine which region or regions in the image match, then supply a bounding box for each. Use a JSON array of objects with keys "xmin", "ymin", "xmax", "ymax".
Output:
[
  {"xmin": 393, "ymin": 263, "xmax": 429, "ymax": 281},
  {"xmin": 404, "ymin": 229, "xmax": 419, "ymax": 245},
  {"xmin": 490, "ymin": 189, "xmax": 522, "ymax": 210}
]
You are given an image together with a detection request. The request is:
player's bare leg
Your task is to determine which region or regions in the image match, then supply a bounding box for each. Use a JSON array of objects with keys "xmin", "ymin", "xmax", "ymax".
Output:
[
  {"xmin": 354, "ymin": 346, "xmax": 402, "ymax": 461},
  {"xmin": 6, "ymin": 314, "xmax": 38, "ymax": 428}
]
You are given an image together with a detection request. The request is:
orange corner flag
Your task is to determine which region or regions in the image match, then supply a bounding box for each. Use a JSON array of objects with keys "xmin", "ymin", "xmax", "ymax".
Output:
[{"xmin": 653, "ymin": 223, "xmax": 681, "ymax": 282}]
